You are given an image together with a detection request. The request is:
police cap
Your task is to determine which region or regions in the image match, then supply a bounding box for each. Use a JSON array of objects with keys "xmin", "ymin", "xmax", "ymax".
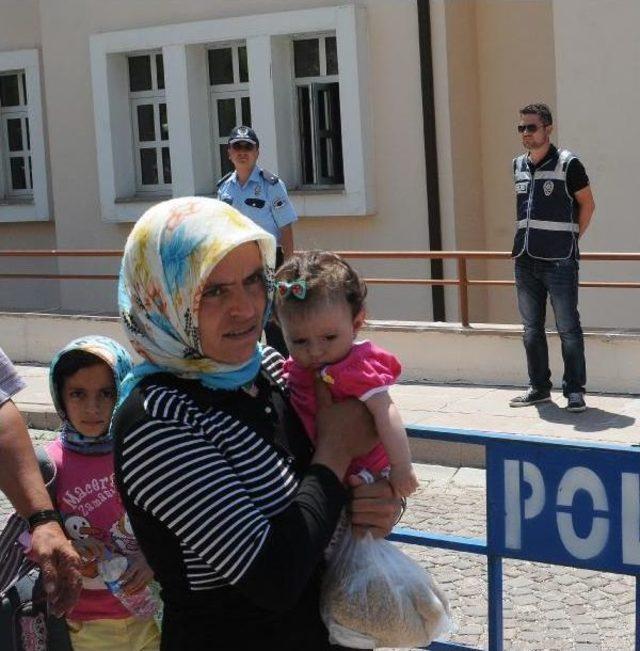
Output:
[{"xmin": 228, "ymin": 126, "xmax": 259, "ymax": 147}]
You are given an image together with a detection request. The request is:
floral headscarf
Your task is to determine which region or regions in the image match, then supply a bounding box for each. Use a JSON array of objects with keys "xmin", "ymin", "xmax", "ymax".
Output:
[
  {"xmin": 50, "ymin": 336, "xmax": 133, "ymax": 454},
  {"xmin": 117, "ymin": 196, "xmax": 276, "ymax": 403}
]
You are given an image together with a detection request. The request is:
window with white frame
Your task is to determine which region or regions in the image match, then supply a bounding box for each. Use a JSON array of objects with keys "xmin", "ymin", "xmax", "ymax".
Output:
[
  {"xmin": 293, "ymin": 34, "xmax": 343, "ymax": 187},
  {"xmin": 91, "ymin": 5, "xmax": 373, "ymax": 221},
  {"xmin": 0, "ymin": 71, "xmax": 32, "ymax": 201},
  {"xmin": 128, "ymin": 52, "xmax": 171, "ymax": 194},
  {"xmin": 208, "ymin": 43, "xmax": 251, "ymax": 180}
]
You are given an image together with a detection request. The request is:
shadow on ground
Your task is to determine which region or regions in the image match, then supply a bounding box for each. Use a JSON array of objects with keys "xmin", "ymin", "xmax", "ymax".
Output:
[{"xmin": 533, "ymin": 402, "xmax": 635, "ymax": 433}]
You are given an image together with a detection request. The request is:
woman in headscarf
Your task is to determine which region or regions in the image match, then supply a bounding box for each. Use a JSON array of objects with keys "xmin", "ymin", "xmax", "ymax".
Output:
[{"xmin": 111, "ymin": 197, "xmax": 400, "ymax": 650}]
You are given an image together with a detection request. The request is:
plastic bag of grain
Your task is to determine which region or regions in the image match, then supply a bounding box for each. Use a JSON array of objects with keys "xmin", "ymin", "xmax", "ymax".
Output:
[{"xmin": 320, "ymin": 528, "xmax": 451, "ymax": 649}]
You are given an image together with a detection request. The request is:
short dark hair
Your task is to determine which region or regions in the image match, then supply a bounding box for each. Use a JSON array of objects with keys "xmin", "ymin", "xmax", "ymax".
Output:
[
  {"xmin": 520, "ymin": 103, "xmax": 553, "ymax": 126},
  {"xmin": 53, "ymin": 350, "xmax": 113, "ymax": 406},
  {"xmin": 274, "ymin": 250, "xmax": 367, "ymax": 321}
]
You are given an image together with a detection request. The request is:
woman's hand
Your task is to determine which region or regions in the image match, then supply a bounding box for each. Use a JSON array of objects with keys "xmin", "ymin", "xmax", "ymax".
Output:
[
  {"xmin": 347, "ymin": 474, "xmax": 402, "ymax": 539},
  {"xmin": 119, "ymin": 554, "xmax": 154, "ymax": 595},
  {"xmin": 29, "ymin": 522, "xmax": 82, "ymax": 617},
  {"xmin": 311, "ymin": 379, "xmax": 378, "ymax": 479}
]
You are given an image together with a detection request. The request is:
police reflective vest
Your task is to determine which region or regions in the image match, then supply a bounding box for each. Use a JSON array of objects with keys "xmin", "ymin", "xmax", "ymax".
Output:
[{"xmin": 512, "ymin": 148, "xmax": 579, "ymax": 260}]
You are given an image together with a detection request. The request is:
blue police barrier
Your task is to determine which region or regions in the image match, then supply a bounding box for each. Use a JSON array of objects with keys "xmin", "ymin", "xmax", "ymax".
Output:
[{"xmin": 390, "ymin": 426, "xmax": 640, "ymax": 651}]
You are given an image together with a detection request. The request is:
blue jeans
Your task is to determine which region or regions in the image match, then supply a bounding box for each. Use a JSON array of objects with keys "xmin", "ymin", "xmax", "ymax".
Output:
[{"xmin": 514, "ymin": 255, "xmax": 586, "ymax": 396}]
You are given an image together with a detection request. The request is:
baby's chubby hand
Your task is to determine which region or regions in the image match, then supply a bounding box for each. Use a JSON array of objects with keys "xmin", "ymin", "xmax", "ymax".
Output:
[{"xmin": 388, "ymin": 463, "xmax": 419, "ymax": 498}]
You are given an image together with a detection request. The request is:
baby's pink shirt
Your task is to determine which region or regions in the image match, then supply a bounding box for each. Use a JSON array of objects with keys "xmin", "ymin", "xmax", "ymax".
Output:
[{"xmin": 283, "ymin": 340, "xmax": 402, "ymax": 477}]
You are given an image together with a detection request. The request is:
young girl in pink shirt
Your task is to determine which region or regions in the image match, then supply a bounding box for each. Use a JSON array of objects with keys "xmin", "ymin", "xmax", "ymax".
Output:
[
  {"xmin": 46, "ymin": 336, "xmax": 160, "ymax": 651},
  {"xmin": 274, "ymin": 251, "xmax": 418, "ymax": 498}
]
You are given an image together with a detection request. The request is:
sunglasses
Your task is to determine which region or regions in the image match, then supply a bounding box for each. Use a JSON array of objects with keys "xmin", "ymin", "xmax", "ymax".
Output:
[
  {"xmin": 230, "ymin": 142, "xmax": 256, "ymax": 151},
  {"xmin": 517, "ymin": 124, "xmax": 544, "ymax": 134}
]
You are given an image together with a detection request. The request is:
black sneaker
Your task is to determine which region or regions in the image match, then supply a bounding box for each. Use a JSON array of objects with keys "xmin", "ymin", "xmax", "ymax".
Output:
[
  {"xmin": 566, "ymin": 393, "xmax": 587, "ymax": 413},
  {"xmin": 509, "ymin": 387, "xmax": 552, "ymax": 408}
]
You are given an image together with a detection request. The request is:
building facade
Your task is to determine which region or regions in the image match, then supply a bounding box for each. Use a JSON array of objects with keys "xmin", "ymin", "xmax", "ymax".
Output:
[{"xmin": 0, "ymin": 0, "xmax": 638, "ymax": 327}]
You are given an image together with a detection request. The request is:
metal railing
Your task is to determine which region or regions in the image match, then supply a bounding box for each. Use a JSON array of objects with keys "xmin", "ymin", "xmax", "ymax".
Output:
[
  {"xmin": 396, "ymin": 426, "xmax": 640, "ymax": 650},
  {"xmin": 338, "ymin": 251, "xmax": 640, "ymax": 327},
  {"xmin": 2, "ymin": 249, "xmax": 640, "ymax": 326}
]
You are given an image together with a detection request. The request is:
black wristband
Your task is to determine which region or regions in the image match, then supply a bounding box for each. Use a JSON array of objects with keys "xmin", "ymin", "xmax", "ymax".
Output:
[{"xmin": 27, "ymin": 509, "xmax": 63, "ymax": 532}]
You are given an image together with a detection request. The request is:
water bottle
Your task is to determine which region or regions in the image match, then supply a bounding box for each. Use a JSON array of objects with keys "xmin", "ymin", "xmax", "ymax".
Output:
[{"xmin": 97, "ymin": 553, "xmax": 158, "ymax": 620}]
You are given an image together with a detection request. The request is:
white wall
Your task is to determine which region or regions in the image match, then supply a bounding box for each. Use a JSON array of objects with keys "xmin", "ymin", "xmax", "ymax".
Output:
[
  {"xmin": 552, "ymin": 0, "xmax": 640, "ymax": 328},
  {"xmin": 475, "ymin": 0, "xmax": 556, "ymax": 325},
  {"xmin": 430, "ymin": 0, "xmax": 489, "ymax": 322}
]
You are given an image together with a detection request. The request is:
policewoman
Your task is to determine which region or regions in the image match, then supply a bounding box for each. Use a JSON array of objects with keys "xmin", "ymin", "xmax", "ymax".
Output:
[
  {"xmin": 217, "ymin": 126, "xmax": 297, "ymax": 264},
  {"xmin": 508, "ymin": 103, "xmax": 595, "ymax": 413},
  {"xmin": 217, "ymin": 126, "xmax": 297, "ymax": 353}
]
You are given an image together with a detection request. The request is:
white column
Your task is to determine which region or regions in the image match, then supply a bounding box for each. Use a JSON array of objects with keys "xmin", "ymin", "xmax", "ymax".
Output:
[
  {"xmin": 336, "ymin": 4, "xmax": 375, "ymax": 213},
  {"xmin": 246, "ymin": 35, "xmax": 278, "ymax": 174},
  {"xmin": 163, "ymin": 44, "xmax": 196, "ymax": 197},
  {"xmin": 184, "ymin": 45, "xmax": 213, "ymax": 195},
  {"xmin": 24, "ymin": 51, "xmax": 50, "ymax": 221}
]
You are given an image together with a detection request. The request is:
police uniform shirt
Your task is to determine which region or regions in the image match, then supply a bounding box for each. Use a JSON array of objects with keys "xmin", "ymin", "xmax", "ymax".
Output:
[{"xmin": 217, "ymin": 166, "xmax": 297, "ymax": 242}]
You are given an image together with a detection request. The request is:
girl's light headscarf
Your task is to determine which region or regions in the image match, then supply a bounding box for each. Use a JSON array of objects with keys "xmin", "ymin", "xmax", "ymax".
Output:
[
  {"xmin": 50, "ymin": 335, "xmax": 133, "ymax": 454},
  {"xmin": 117, "ymin": 197, "xmax": 276, "ymax": 403}
]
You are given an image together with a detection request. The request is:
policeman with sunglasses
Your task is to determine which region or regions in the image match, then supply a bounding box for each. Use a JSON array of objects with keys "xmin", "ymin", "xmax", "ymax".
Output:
[
  {"xmin": 509, "ymin": 103, "xmax": 595, "ymax": 413},
  {"xmin": 216, "ymin": 126, "xmax": 298, "ymax": 354}
]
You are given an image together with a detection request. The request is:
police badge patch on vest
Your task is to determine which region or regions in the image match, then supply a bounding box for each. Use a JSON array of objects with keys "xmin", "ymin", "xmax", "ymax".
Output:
[
  {"xmin": 515, "ymin": 182, "xmax": 529, "ymax": 194},
  {"xmin": 543, "ymin": 180, "xmax": 554, "ymax": 196}
]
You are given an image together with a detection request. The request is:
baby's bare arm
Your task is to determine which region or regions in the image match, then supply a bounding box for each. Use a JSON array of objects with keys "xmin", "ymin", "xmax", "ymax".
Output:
[
  {"xmin": 365, "ymin": 391, "xmax": 418, "ymax": 496},
  {"xmin": 365, "ymin": 391, "xmax": 410, "ymax": 466}
]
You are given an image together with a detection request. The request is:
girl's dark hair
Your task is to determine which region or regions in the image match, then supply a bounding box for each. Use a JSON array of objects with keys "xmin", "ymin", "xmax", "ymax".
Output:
[
  {"xmin": 274, "ymin": 250, "xmax": 367, "ymax": 319},
  {"xmin": 53, "ymin": 350, "xmax": 112, "ymax": 391}
]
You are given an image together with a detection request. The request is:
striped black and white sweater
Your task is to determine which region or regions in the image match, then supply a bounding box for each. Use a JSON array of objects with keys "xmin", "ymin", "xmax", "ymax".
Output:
[{"xmin": 112, "ymin": 349, "xmax": 347, "ymax": 649}]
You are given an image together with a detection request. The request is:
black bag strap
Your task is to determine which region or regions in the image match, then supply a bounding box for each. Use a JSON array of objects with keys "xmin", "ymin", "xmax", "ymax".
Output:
[
  {"xmin": 0, "ymin": 515, "xmax": 34, "ymax": 597},
  {"xmin": 35, "ymin": 446, "xmax": 57, "ymax": 502}
]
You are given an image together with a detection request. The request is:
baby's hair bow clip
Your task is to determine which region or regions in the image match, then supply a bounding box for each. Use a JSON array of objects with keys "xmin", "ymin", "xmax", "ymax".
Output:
[{"xmin": 277, "ymin": 279, "xmax": 307, "ymax": 300}]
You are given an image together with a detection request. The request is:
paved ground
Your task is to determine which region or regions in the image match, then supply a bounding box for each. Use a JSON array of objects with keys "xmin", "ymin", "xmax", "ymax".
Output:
[
  {"xmin": 392, "ymin": 383, "xmax": 639, "ymax": 445},
  {"xmin": 5, "ymin": 368, "xmax": 640, "ymax": 649}
]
